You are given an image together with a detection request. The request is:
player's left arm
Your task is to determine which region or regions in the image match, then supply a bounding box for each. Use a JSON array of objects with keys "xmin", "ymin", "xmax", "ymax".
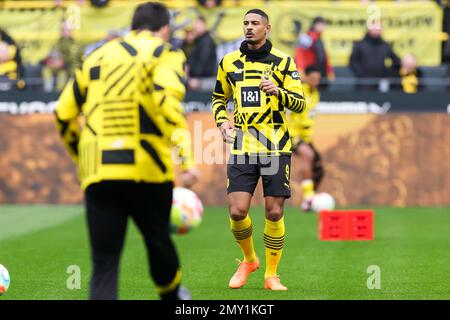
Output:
[
  {"xmin": 54, "ymin": 68, "xmax": 86, "ymax": 162},
  {"xmin": 152, "ymin": 49, "xmax": 195, "ymax": 172},
  {"xmin": 278, "ymin": 57, "xmax": 306, "ymax": 113}
]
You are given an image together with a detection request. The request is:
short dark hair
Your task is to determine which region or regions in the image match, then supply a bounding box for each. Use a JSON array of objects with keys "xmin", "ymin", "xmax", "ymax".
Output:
[
  {"xmin": 131, "ymin": 2, "xmax": 170, "ymax": 31},
  {"xmin": 305, "ymin": 65, "xmax": 321, "ymax": 75},
  {"xmin": 311, "ymin": 16, "xmax": 326, "ymax": 29},
  {"xmin": 197, "ymin": 0, "xmax": 222, "ymax": 7},
  {"xmin": 196, "ymin": 14, "xmax": 207, "ymax": 24},
  {"xmin": 245, "ymin": 9, "xmax": 269, "ymax": 23}
]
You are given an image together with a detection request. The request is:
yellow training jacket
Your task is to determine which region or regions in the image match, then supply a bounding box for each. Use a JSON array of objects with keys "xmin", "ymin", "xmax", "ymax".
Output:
[
  {"xmin": 55, "ymin": 30, "xmax": 193, "ymax": 190},
  {"xmin": 212, "ymin": 40, "xmax": 306, "ymax": 156}
]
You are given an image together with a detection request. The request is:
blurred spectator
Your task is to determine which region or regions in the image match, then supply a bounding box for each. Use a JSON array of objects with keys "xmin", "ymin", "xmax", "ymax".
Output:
[
  {"xmin": 197, "ymin": 0, "xmax": 222, "ymax": 8},
  {"xmin": 443, "ymin": 37, "xmax": 450, "ymax": 72},
  {"xmin": 399, "ymin": 53, "xmax": 422, "ymax": 94},
  {"xmin": 84, "ymin": 29, "xmax": 122, "ymax": 58},
  {"xmin": 42, "ymin": 20, "xmax": 83, "ymax": 92},
  {"xmin": 216, "ymin": 37, "xmax": 243, "ymax": 66},
  {"xmin": 0, "ymin": 28, "xmax": 25, "ymax": 91},
  {"xmin": 294, "ymin": 16, "xmax": 334, "ymax": 85},
  {"xmin": 54, "ymin": 0, "xmax": 86, "ymax": 7},
  {"xmin": 349, "ymin": 20, "xmax": 400, "ymax": 90},
  {"xmin": 184, "ymin": 15, "xmax": 217, "ymax": 91},
  {"xmin": 90, "ymin": 0, "xmax": 108, "ymax": 8}
]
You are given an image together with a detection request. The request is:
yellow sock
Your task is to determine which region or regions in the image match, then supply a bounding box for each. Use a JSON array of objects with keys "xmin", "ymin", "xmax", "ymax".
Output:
[
  {"xmin": 302, "ymin": 179, "xmax": 315, "ymax": 200},
  {"xmin": 230, "ymin": 215, "xmax": 257, "ymax": 263},
  {"xmin": 264, "ymin": 217, "xmax": 285, "ymax": 278}
]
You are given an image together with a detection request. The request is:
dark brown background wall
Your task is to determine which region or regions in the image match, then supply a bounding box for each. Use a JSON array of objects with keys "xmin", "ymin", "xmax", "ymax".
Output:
[{"xmin": 1, "ymin": 113, "xmax": 449, "ymax": 206}]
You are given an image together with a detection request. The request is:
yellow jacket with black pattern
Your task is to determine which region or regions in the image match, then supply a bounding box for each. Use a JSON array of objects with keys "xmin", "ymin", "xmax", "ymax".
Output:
[
  {"xmin": 212, "ymin": 40, "xmax": 306, "ymax": 155},
  {"xmin": 55, "ymin": 30, "xmax": 193, "ymax": 189}
]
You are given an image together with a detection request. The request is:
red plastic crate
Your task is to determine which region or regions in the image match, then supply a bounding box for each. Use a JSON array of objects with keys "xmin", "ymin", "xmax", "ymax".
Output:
[{"xmin": 319, "ymin": 210, "xmax": 374, "ymax": 241}]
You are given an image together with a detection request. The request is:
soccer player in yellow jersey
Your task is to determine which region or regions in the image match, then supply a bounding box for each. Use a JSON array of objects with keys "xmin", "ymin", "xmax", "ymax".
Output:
[
  {"xmin": 212, "ymin": 9, "xmax": 306, "ymax": 291},
  {"xmin": 289, "ymin": 65, "xmax": 325, "ymax": 212},
  {"xmin": 55, "ymin": 2, "xmax": 197, "ymax": 300}
]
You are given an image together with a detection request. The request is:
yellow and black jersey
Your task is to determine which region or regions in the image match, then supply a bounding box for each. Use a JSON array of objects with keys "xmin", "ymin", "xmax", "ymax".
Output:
[
  {"xmin": 288, "ymin": 83, "xmax": 320, "ymax": 145},
  {"xmin": 212, "ymin": 40, "xmax": 306, "ymax": 156},
  {"xmin": 400, "ymin": 67, "xmax": 420, "ymax": 94},
  {"xmin": 0, "ymin": 31, "xmax": 19, "ymax": 80},
  {"xmin": 55, "ymin": 30, "xmax": 193, "ymax": 190}
]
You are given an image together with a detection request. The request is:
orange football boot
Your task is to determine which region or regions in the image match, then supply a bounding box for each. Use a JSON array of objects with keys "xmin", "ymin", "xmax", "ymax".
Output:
[
  {"xmin": 264, "ymin": 275, "xmax": 288, "ymax": 291},
  {"xmin": 228, "ymin": 257, "xmax": 260, "ymax": 289}
]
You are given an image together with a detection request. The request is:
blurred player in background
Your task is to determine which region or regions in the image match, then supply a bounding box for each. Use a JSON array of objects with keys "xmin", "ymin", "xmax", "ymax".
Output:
[
  {"xmin": 0, "ymin": 28, "xmax": 25, "ymax": 90},
  {"xmin": 212, "ymin": 9, "xmax": 306, "ymax": 291},
  {"xmin": 42, "ymin": 20, "xmax": 83, "ymax": 92},
  {"xmin": 289, "ymin": 65, "xmax": 325, "ymax": 212},
  {"xmin": 55, "ymin": 2, "xmax": 197, "ymax": 300}
]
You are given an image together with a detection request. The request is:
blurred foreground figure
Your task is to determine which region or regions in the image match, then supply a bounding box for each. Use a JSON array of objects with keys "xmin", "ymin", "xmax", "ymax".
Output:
[{"xmin": 55, "ymin": 2, "xmax": 197, "ymax": 300}]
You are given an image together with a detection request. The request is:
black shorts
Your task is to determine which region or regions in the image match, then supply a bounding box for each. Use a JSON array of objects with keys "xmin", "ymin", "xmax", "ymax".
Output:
[{"xmin": 227, "ymin": 154, "xmax": 291, "ymax": 198}]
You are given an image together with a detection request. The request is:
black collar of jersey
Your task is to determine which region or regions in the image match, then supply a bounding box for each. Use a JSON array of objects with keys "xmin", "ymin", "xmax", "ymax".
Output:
[{"xmin": 239, "ymin": 40, "xmax": 272, "ymax": 62}]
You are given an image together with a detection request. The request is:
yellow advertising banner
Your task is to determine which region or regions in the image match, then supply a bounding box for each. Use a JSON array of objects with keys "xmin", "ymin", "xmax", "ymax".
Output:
[
  {"xmin": 0, "ymin": 8, "xmax": 65, "ymax": 65},
  {"xmin": 202, "ymin": 1, "xmax": 444, "ymax": 66},
  {"xmin": 0, "ymin": 5, "xmax": 136, "ymax": 65},
  {"xmin": 0, "ymin": 1, "xmax": 444, "ymax": 66}
]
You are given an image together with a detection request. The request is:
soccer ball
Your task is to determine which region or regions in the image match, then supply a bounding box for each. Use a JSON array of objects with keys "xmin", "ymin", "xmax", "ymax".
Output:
[
  {"xmin": 311, "ymin": 193, "xmax": 335, "ymax": 212},
  {"xmin": 170, "ymin": 187, "xmax": 203, "ymax": 235},
  {"xmin": 0, "ymin": 264, "xmax": 10, "ymax": 295}
]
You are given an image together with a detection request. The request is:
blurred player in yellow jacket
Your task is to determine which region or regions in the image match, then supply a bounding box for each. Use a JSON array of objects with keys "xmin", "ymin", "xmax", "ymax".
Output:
[
  {"xmin": 289, "ymin": 65, "xmax": 325, "ymax": 212},
  {"xmin": 55, "ymin": 2, "xmax": 196, "ymax": 300}
]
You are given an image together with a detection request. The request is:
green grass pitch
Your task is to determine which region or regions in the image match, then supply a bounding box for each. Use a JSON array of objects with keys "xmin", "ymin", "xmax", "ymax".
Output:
[{"xmin": 1, "ymin": 205, "xmax": 450, "ymax": 300}]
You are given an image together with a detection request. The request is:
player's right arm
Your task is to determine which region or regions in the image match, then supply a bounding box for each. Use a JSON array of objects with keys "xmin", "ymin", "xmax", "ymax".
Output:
[
  {"xmin": 212, "ymin": 58, "xmax": 234, "ymax": 143},
  {"xmin": 54, "ymin": 68, "xmax": 87, "ymax": 162}
]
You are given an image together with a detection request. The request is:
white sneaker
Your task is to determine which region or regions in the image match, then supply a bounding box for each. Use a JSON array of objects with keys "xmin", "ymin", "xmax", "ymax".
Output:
[
  {"xmin": 301, "ymin": 198, "xmax": 313, "ymax": 212},
  {"xmin": 177, "ymin": 286, "xmax": 192, "ymax": 300}
]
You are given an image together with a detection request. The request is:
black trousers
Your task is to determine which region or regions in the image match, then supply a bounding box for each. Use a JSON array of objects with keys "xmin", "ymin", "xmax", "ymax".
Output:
[{"xmin": 84, "ymin": 180, "xmax": 179, "ymax": 300}]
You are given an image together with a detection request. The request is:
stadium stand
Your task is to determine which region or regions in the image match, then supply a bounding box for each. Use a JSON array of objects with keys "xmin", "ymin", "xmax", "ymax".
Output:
[
  {"xmin": 420, "ymin": 65, "xmax": 449, "ymax": 91},
  {"xmin": 0, "ymin": 0, "xmax": 448, "ymax": 94}
]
